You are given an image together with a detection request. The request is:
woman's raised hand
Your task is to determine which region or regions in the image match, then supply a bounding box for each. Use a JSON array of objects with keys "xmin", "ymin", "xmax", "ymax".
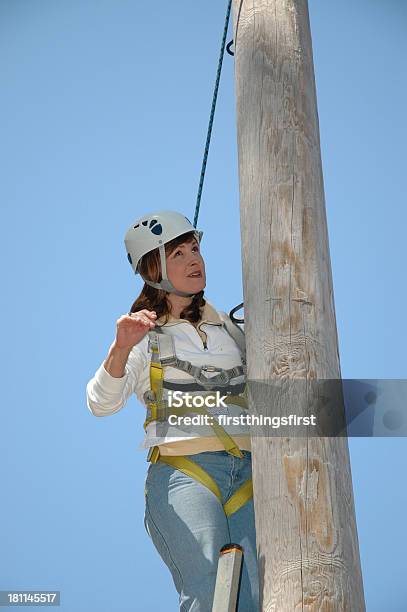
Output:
[{"xmin": 114, "ymin": 309, "xmax": 157, "ymax": 350}]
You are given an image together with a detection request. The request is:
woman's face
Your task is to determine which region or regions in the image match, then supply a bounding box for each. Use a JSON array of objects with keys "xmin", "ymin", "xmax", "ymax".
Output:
[{"xmin": 165, "ymin": 237, "xmax": 206, "ymax": 294}]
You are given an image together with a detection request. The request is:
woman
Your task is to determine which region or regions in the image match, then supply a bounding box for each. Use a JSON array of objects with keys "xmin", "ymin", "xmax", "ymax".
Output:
[{"xmin": 86, "ymin": 210, "xmax": 260, "ymax": 611}]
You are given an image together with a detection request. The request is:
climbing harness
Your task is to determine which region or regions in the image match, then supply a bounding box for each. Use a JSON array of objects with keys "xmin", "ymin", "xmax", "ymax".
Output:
[{"xmin": 145, "ymin": 311, "xmax": 253, "ymax": 518}]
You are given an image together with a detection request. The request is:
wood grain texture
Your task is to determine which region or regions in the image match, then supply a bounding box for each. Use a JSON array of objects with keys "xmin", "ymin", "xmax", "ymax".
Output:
[{"xmin": 232, "ymin": 1, "xmax": 366, "ymax": 609}]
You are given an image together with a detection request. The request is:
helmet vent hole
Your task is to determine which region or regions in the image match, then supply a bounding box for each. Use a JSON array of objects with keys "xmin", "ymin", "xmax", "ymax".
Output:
[
  {"xmin": 141, "ymin": 220, "xmax": 148, "ymax": 226},
  {"xmin": 149, "ymin": 219, "xmax": 158, "ymax": 228},
  {"xmin": 133, "ymin": 224, "xmax": 139, "ymax": 229},
  {"xmin": 151, "ymin": 223, "xmax": 163, "ymax": 235}
]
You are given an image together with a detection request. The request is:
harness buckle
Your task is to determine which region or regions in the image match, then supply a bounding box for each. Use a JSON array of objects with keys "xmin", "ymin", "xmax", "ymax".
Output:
[
  {"xmin": 160, "ymin": 355, "xmax": 178, "ymax": 367},
  {"xmin": 195, "ymin": 366, "xmax": 232, "ymax": 387},
  {"xmin": 143, "ymin": 389, "xmax": 168, "ymax": 423},
  {"xmin": 147, "ymin": 446, "xmax": 160, "ymax": 463},
  {"xmin": 201, "ymin": 365, "xmax": 218, "ymax": 373},
  {"xmin": 143, "ymin": 389, "xmax": 156, "ymax": 403}
]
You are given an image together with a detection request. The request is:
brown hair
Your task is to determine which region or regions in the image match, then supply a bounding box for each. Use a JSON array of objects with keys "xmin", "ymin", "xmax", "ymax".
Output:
[{"xmin": 128, "ymin": 231, "xmax": 206, "ymax": 324}]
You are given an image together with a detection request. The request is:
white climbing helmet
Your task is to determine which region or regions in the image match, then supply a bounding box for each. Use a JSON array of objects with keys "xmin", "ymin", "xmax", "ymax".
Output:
[{"xmin": 124, "ymin": 210, "xmax": 204, "ymax": 297}]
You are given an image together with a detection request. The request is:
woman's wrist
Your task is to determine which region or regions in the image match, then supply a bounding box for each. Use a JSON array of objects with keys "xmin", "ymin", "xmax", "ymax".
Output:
[
  {"xmin": 104, "ymin": 341, "xmax": 132, "ymax": 378},
  {"xmin": 110, "ymin": 340, "xmax": 133, "ymax": 356}
]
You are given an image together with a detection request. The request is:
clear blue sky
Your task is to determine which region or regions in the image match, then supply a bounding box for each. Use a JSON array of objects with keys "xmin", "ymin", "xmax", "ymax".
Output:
[{"xmin": 1, "ymin": 1, "xmax": 406, "ymax": 610}]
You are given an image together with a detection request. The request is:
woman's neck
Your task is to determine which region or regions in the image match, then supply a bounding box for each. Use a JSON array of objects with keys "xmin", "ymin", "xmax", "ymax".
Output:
[{"xmin": 167, "ymin": 294, "xmax": 193, "ymax": 319}]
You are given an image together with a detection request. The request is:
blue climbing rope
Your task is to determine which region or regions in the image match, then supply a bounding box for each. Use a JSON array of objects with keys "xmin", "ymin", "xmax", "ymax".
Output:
[{"xmin": 193, "ymin": 0, "xmax": 233, "ymax": 228}]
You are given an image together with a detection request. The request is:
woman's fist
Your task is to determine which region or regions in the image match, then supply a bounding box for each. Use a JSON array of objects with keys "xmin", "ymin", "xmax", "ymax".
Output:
[{"xmin": 114, "ymin": 309, "xmax": 157, "ymax": 350}]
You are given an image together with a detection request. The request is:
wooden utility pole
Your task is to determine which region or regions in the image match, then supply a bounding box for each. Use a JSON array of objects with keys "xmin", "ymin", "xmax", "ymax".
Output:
[{"xmin": 232, "ymin": 1, "xmax": 366, "ymax": 610}]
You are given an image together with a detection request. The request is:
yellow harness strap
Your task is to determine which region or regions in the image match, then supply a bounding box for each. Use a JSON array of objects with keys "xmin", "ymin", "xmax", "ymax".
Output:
[
  {"xmin": 147, "ymin": 347, "xmax": 165, "ymax": 422},
  {"xmin": 152, "ymin": 448, "xmax": 253, "ymax": 518},
  {"xmin": 158, "ymin": 455, "xmax": 222, "ymax": 501},
  {"xmin": 223, "ymin": 478, "xmax": 253, "ymax": 517}
]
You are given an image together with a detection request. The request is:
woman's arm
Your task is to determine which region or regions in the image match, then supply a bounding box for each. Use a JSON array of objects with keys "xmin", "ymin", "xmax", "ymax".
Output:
[
  {"xmin": 86, "ymin": 309, "xmax": 156, "ymax": 417},
  {"xmin": 86, "ymin": 338, "xmax": 149, "ymax": 416},
  {"xmin": 86, "ymin": 339, "xmax": 148, "ymax": 417}
]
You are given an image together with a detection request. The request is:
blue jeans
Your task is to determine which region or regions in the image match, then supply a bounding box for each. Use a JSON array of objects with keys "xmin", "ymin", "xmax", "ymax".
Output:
[{"xmin": 144, "ymin": 450, "xmax": 260, "ymax": 612}]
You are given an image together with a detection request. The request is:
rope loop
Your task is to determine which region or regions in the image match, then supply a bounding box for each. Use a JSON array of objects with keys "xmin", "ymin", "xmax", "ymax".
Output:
[{"xmin": 226, "ymin": 39, "xmax": 234, "ymax": 56}]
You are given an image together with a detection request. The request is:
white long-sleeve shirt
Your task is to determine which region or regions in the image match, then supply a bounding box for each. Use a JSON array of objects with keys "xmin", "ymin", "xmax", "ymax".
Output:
[{"xmin": 86, "ymin": 300, "xmax": 252, "ymax": 456}]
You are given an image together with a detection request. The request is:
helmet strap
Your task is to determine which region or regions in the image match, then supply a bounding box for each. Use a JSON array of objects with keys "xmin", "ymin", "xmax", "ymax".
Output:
[
  {"xmin": 158, "ymin": 245, "xmax": 169, "ymax": 284},
  {"xmin": 141, "ymin": 245, "xmax": 200, "ymax": 297}
]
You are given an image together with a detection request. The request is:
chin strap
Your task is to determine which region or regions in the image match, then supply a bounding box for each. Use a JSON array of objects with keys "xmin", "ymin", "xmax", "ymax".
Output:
[{"xmin": 142, "ymin": 244, "xmax": 201, "ymax": 297}]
